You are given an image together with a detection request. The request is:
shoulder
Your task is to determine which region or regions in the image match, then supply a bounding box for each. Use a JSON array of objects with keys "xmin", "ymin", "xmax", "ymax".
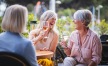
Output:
[
  {"xmin": 21, "ymin": 38, "xmax": 35, "ymax": 50},
  {"xmin": 0, "ymin": 32, "xmax": 5, "ymax": 37},
  {"xmin": 0, "ymin": 32, "xmax": 5, "ymax": 41},
  {"xmin": 70, "ymin": 30, "xmax": 78, "ymax": 36},
  {"xmin": 90, "ymin": 29, "xmax": 99, "ymax": 38},
  {"xmin": 21, "ymin": 37, "xmax": 32, "ymax": 46},
  {"xmin": 89, "ymin": 29, "xmax": 101, "ymax": 43},
  {"xmin": 52, "ymin": 30, "xmax": 59, "ymax": 38},
  {"xmin": 89, "ymin": 30, "xmax": 102, "ymax": 47}
]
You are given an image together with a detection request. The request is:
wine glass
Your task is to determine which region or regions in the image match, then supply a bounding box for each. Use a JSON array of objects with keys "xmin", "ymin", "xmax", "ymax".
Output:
[
  {"xmin": 42, "ymin": 21, "xmax": 49, "ymax": 42},
  {"xmin": 62, "ymin": 35, "xmax": 69, "ymax": 47},
  {"xmin": 63, "ymin": 36, "xmax": 68, "ymax": 41},
  {"xmin": 42, "ymin": 21, "xmax": 49, "ymax": 31}
]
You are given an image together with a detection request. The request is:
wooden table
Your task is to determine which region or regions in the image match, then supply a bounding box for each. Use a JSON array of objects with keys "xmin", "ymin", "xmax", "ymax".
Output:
[{"xmin": 36, "ymin": 50, "xmax": 54, "ymax": 59}]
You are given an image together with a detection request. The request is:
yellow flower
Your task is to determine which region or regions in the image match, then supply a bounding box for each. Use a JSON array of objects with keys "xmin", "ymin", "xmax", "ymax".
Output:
[{"xmin": 38, "ymin": 59, "xmax": 53, "ymax": 66}]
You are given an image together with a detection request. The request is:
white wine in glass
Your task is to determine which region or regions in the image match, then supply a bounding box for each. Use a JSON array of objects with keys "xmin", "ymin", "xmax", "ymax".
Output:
[
  {"xmin": 43, "ymin": 26, "xmax": 48, "ymax": 30},
  {"xmin": 42, "ymin": 21, "xmax": 49, "ymax": 30},
  {"xmin": 42, "ymin": 21, "xmax": 49, "ymax": 42}
]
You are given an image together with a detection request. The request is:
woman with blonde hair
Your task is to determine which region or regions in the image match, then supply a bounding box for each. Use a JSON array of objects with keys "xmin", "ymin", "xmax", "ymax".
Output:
[
  {"xmin": 0, "ymin": 4, "xmax": 38, "ymax": 66},
  {"xmin": 29, "ymin": 10, "xmax": 59, "ymax": 52}
]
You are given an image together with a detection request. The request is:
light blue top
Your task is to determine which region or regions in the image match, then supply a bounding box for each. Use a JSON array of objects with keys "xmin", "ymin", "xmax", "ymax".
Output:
[{"xmin": 0, "ymin": 31, "xmax": 38, "ymax": 66}]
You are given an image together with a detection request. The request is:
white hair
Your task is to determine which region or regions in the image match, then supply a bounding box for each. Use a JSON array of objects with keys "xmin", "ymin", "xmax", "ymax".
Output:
[
  {"xmin": 73, "ymin": 9, "xmax": 92, "ymax": 26},
  {"xmin": 38, "ymin": 10, "xmax": 57, "ymax": 28},
  {"xmin": 37, "ymin": 10, "xmax": 58, "ymax": 34}
]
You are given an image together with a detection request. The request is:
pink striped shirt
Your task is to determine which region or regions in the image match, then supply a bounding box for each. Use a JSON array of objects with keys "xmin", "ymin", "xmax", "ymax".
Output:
[{"xmin": 67, "ymin": 29, "xmax": 102, "ymax": 65}]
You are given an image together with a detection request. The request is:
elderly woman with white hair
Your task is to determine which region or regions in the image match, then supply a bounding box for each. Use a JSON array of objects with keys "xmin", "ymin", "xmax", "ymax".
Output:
[
  {"xmin": 29, "ymin": 10, "xmax": 59, "ymax": 53},
  {"xmin": 60, "ymin": 9, "xmax": 102, "ymax": 66}
]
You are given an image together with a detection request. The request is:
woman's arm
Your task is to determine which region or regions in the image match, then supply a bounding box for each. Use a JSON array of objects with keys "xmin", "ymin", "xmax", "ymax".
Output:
[
  {"xmin": 29, "ymin": 29, "xmax": 37, "ymax": 40},
  {"xmin": 63, "ymin": 48, "xmax": 71, "ymax": 56},
  {"xmin": 60, "ymin": 33, "xmax": 73, "ymax": 56},
  {"xmin": 49, "ymin": 32, "xmax": 59, "ymax": 52},
  {"xmin": 29, "ymin": 29, "xmax": 43, "ymax": 45},
  {"xmin": 63, "ymin": 37, "xmax": 73, "ymax": 56},
  {"xmin": 88, "ymin": 60, "xmax": 96, "ymax": 66},
  {"xmin": 89, "ymin": 35, "xmax": 102, "ymax": 66}
]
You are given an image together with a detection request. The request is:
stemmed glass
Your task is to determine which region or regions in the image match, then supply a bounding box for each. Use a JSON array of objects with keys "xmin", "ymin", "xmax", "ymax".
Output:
[{"xmin": 42, "ymin": 21, "xmax": 49, "ymax": 42}]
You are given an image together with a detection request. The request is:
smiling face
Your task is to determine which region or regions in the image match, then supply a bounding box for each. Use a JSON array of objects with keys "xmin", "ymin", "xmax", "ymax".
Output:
[
  {"xmin": 73, "ymin": 19, "xmax": 84, "ymax": 30},
  {"xmin": 73, "ymin": 13, "xmax": 84, "ymax": 30},
  {"xmin": 73, "ymin": 10, "xmax": 92, "ymax": 30},
  {"xmin": 47, "ymin": 17, "xmax": 56, "ymax": 29},
  {"xmin": 40, "ymin": 10, "xmax": 57, "ymax": 30}
]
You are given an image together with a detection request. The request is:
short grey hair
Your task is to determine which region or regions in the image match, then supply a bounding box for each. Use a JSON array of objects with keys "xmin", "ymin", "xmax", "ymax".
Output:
[
  {"xmin": 1, "ymin": 4, "xmax": 28, "ymax": 33},
  {"xmin": 73, "ymin": 9, "xmax": 92, "ymax": 26}
]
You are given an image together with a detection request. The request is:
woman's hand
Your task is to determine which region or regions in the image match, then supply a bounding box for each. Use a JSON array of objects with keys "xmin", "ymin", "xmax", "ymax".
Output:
[
  {"xmin": 60, "ymin": 39, "xmax": 67, "ymax": 48},
  {"xmin": 40, "ymin": 47, "xmax": 49, "ymax": 51},
  {"xmin": 31, "ymin": 29, "xmax": 49, "ymax": 45},
  {"xmin": 60, "ymin": 39, "xmax": 72, "ymax": 56},
  {"xmin": 38, "ymin": 30, "xmax": 46, "ymax": 38},
  {"xmin": 39, "ymin": 28, "xmax": 49, "ymax": 38},
  {"xmin": 88, "ymin": 60, "xmax": 96, "ymax": 66},
  {"xmin": 31, "ymin": 31, "xmax": 44, "ymax": 44}
]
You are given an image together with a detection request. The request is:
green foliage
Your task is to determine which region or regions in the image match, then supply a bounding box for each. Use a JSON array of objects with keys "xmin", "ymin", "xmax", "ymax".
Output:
[
  {"xmin": 28, "ymin": 13, "xmax": 34, "ymax": 23},
  {"xmin": 56, "ymin": 17, "xmax": 75, "ymax": 40},
  {"xmin": 56, "ymin": 19, "xmax": 66, "ymax": 35},
  {"xmin": 58, "ymin": 8, "xmax": 76, "ymax": 17},
  {"xmin": 27, "ymin": 13, "xmax": 34, "ymax": 32},
  {"xmin": 23, "ymin": 13, "xmax": 40, "ymax": 38},
  {"xmin": 4, "ymin": 0, "xmax": 37, "ymax": 6},
  {"xmin": 57, "ymin": 9, "xmax": 76, "ymax": 39},
  {"xmin": 22, "ymin": 32, "xmax": 29, "ymax": 38},
  {"xmin": 96, "ymin": 19, "xmax": 108, "ymax": 35},
  {"xmin": 59, "ymin": 0, "xmax": 72, "ymax": 3},
  {"xmin": 0, "ymin": 17, "xmax": 3, "ymax": 33},
  {"xmin": 22, "ymin": 13, "xmax": 35, "ymax": 38}
]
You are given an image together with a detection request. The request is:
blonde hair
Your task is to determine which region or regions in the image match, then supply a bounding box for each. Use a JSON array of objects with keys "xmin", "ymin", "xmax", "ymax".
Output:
[
  {"xmin": 1, "ymin": 4, "xmax": 28, "ymax": 33},
  {"xmin": 37, "ymin": 10, "xmax": 58, "ymax": 34}
]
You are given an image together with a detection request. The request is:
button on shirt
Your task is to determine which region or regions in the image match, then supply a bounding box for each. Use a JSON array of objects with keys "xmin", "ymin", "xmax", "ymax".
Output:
[{"xmin": 67, "ymin": 29, "xmax": 102, "ymax": 65}]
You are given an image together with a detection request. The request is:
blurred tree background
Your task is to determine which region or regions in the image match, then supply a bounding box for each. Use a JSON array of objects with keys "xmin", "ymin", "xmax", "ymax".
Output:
[
  {"xmin": 0, "ymin": 0, "xmax": 108, "ymax": 37},
  {"xmin": 1, "ymin": 0, "xmax": 108, "ymax": 64},
  {"xmin": 2, "ymin": 0, "xmax": 108, "ymax": 22}
]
